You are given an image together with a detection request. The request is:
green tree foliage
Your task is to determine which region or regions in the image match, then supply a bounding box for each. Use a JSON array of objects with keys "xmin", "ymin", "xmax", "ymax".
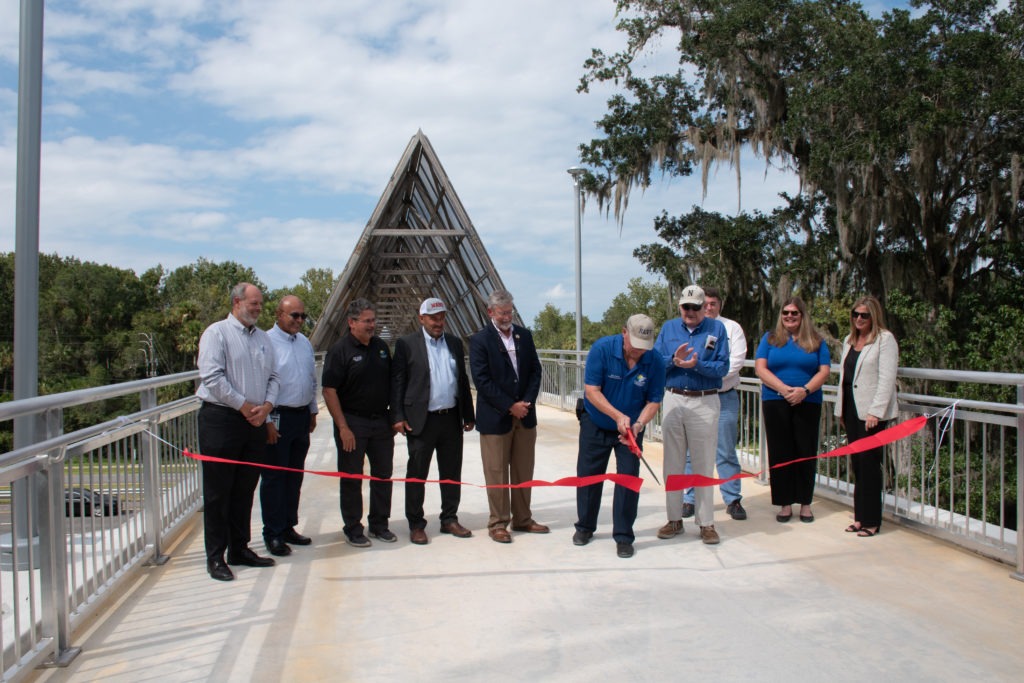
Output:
[
  {"xmin": 532, "ymin": 304, "xmax": 589, "ymax": 350},
  {"xmin": 140, "ymin": 258, "xmax": 265, "ymax": 372},
  {"xmin": 579, "ymin": 0, "xmax": 1024, "ymax": 313},
  {"xmin": 598, "ymin": 277, "xmax": 673, "ymax": 336},
  {"xmin": 268, "ymin": 266, "xmax": 335, "ymax": 327}
]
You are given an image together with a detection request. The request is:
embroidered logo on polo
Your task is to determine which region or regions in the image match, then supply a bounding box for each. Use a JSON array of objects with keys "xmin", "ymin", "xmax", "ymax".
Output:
[
  {"xmin": 379, "ymin": 349, "xmax": 388, "ymax": 359},
  {"xmin": 634, "ymin": 374, "xmax": 648, "ymax": 387}
]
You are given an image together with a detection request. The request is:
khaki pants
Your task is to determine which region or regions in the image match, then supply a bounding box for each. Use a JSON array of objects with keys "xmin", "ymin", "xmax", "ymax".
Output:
[{"xmin": 479, "ymin": 419, "xmax": 537, "ymax": 529}]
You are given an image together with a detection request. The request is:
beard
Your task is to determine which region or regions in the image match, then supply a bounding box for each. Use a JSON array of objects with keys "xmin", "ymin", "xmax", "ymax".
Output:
[{"xmin": 237, "ymin": 309, "xmax": 259, "ymax": 327}]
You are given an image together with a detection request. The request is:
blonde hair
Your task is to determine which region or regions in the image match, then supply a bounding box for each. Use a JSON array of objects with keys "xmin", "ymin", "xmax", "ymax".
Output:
[
  {"xmin": 844, "ymin": 295, "xmax": 888, "ymax": 345},
  {"xmin": 768, "ymin": 296, "xmax": 823, "ymax": 353}
]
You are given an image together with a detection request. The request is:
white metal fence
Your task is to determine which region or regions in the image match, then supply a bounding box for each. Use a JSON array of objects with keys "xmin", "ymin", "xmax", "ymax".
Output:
[
  {"xmin": 536, "ymin": 351, "xmax": 1024, "ymax": 572},
  {"xmin": 0, "ymin": 372, "xmax": 203, "ymax": 682},
  {"xmin": 0, "ymin": 352, "xmax": 1020, "ymax": 680}
]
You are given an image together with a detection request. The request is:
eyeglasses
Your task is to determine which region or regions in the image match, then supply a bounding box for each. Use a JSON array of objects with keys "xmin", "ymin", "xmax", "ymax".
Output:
[
  {"xmin": 781, "ymin": 310, "xmax": 801, "ymax": 317},
  {"xmin": 851, "ymin": 311, "xmax": 872, "ymax": 320},
  {"xmin": 355, "ymin": 318, "xmax": 376, "ymax": 325},
  {"xmin": 681, "ymin": 304, "xmax": 701, "ymax": 312},
  {"xmin": 289, "ymin": 312, "xmax": 309, "ymax": 321}
]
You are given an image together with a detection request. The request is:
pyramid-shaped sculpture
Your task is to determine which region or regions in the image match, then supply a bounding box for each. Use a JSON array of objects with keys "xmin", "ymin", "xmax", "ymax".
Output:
[{"xmin": 310, "ymin": 130, "xmax": 515, "ymax": 350}]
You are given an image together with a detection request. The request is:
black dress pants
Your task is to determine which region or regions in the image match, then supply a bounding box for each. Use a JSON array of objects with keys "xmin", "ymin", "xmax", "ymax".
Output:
[
  {"xmin": 763, "ymin": 399, "xmax": 822, "ymax": 506},
  {"xmin": 842, "ymin": 389, "xmax": 887, "ymax": 528},
  {"xmin": 199, "ymin": 403, "xmax": 267, "ymax": 562},
  {"xmin": 404, "ymin": 411, "xmax": 463, "ymax": 530},
  {"xmin": 261, "ymin": 407, "xmax": 310, "ymax": 541},
  {"xmin": 337, "ymin": 413, "xmax": 395, "ymax": 537}
]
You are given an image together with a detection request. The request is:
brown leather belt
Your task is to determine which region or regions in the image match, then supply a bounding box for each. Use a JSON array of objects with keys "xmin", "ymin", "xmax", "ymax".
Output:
[{"xmin": 667, "ymin": 388, "xmax": 718, "ymax": 397}]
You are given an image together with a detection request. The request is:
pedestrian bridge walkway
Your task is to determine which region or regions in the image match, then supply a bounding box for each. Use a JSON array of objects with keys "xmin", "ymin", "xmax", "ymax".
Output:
[{"xmin": 27, "ymin": 403, "xmax": 1024, "ymax": 682}]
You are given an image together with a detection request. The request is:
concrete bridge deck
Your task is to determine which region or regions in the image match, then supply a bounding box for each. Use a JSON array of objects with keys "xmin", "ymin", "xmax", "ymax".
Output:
[{"xmin": 28, "ymin": 403, "xmax": 1024, "ymax": 682}]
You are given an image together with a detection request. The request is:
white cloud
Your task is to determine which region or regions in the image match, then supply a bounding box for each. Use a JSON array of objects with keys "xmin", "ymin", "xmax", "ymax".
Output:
[{"xmin": 2, "ymin": 0, "xmax": 805, "ymax": 325}]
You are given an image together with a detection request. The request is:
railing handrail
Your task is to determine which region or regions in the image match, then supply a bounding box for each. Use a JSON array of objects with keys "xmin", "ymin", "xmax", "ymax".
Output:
[
  {"xmin": 0, "ymin": 370, "xmax": 199, "ymax": 422},
  {"xmin": 0, "ymin": 396, "xmax": 200, "ymax": 472}
]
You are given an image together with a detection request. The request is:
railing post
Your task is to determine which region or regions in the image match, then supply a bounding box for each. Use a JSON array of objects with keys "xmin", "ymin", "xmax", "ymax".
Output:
[
  {"xmin": 40, "ymin": 405, "xmax": 80, "ymax": 668},
  {"xmin": 1013, "ymin": 382, "xmax": 1024, "ymax": 581},
  {"xmin": 140, "ymin": 388, "xmax": 169, "ymax": 565},
  {"xmin": 40, "ymin": 445, "xmax": 80, "ymax": 667}
]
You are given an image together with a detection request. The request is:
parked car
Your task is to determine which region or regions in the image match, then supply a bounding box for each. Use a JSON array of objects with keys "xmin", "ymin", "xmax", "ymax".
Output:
[{"xmin": 64, "ymin": 487, "xmax": 120, "ymax": 517}]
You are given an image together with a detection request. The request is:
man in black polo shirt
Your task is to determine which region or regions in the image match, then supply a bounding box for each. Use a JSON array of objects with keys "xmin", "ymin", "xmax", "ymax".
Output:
[{"xmin": 322, "ymin": 298, "xmax": 396, "ymax": 547}]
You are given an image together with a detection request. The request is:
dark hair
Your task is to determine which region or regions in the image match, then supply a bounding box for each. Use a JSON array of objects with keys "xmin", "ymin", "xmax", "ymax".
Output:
[{"xmin": 346, "ymin": 298, "xmax": 375, "ymax": 320}]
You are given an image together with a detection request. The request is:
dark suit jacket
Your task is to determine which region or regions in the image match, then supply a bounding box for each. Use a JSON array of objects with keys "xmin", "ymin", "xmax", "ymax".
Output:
[
  {"xmin": 390, "ymin": 329, "xmax": 474, "ymax": 436},
  {"xmin": 469, "ymin": 323, "xmax": 542, "ymax": 435}
]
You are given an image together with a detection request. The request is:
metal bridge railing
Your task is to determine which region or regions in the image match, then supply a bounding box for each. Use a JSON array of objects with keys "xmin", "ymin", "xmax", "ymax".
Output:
[
  {"xmin": 536, "ymin": 351, "xmax": 1024, "ymax": 576},
  {"xmin": 0, "ymin": 372, "xmax": 202, "ymax": 682}
]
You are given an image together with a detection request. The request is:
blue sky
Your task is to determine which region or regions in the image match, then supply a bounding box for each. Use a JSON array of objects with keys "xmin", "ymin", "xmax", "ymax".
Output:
[{"xmin": 2, "ymin": 0, "xmax": 910, "ymax": 323}]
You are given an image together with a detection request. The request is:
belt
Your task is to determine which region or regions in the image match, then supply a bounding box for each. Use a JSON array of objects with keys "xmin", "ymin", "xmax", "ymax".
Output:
[
  {"xmin": 719, "ymin": 388, "xmax": 736, "ymax": 394},
  {"xmin": 667, "ymin": 388, "xmax": 718, "ymax": 397},
  {"xmin": 428, "ymin": 408, "xmax": 455, "ymax": 415},
  {"xmin": 276, "ymin": 405, "xmax": 310, "ymax": 413},
  {"xmin": 346, "ymin": 409, "xmax": 386, "ymax": 420},
  {"xmin": 201, "ymin": 401, "xmax": 237, "ymax": 413}
]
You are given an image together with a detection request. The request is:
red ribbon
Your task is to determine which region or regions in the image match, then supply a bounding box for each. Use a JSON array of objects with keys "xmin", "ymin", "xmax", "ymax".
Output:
[
  {"xmin": 183, "ymin": 414, "xmax": 928, "ymax": 495},
  {"xmin": 184, "ymin": 449, "xmax": 645, "ymax": 493},
  {"xmin": 663, "ymin": 415, "xmax": 928, "ymax": 492}
]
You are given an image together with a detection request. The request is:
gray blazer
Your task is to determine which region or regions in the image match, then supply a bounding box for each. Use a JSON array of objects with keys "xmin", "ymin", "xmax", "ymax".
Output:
[{"xmin": 834, "ymin": 329, "xmax": 899, "ymax": 421}]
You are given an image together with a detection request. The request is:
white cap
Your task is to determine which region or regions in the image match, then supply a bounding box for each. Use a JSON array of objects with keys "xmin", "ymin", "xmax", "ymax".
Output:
[
  {"xmin": 419, "ymin": 297, "xmax": 447, "ymax": 315},
  {"xmin": 625, "ymin": 314, "xmax": 655, "ymax": 350},
  {"xmin": 678, "ymin": 285, "xmax": 705, "ymax": 307}
]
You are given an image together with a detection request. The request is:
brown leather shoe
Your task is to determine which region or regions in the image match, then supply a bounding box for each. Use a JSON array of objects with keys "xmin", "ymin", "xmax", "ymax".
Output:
[
  {"xmin": 511, "ymin": 521, "xmax": 550, "ymax": 534},
  {"xmin": 410, "ymin": 528, "xmax": 429, "ymax": 545},
  {"xmin": 700, "ymin": 525, "xmax": 721, "ymax": 545},
  {"xmin": 489, "ymin": 527, "xmax": 512, "ymax": 543},
  {"xmin": 657, "ymin": 520, "xmax": 683, "ymax": 539},
  {"xmin": 440, "ymin": 521, "xmax": 473, "ymax": 538}
]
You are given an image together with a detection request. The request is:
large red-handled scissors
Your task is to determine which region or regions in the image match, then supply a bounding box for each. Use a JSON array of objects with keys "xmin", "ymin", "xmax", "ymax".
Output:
[{"xmin": 624, "ymin": 427, "xmax": 661, "ymax": 485}]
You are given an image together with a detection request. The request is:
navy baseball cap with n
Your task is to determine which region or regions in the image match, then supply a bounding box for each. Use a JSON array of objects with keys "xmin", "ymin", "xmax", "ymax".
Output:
[{"xmin": 419, "ymin": 298, "xmax": 447, "ymax": 315}]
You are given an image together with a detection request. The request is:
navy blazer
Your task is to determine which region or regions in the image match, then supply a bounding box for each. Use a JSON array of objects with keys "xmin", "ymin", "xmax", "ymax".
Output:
[
  {"xmin": 390, "ymin": 330, "xmax": 474, "ymax": 436},
  {"xmin": 469, "ymin": 323, "xmax": 542, "ymax": 435}
]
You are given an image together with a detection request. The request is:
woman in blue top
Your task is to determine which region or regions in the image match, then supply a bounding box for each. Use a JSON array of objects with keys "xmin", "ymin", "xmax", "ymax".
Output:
[{"xmin": 755, "ymin": 297, "xmax": 831, "ymax": 523}]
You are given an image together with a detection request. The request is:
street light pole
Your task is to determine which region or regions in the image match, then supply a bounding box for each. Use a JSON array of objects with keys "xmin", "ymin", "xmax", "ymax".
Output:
[{"xmin": 567, "ymin": 167, "xmax": 585, "ymax": 355}]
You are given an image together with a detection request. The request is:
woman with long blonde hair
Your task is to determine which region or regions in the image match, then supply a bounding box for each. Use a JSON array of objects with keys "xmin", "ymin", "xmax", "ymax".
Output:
[
  {"xmin": 834, "ymin": 296, "xmax": 899, "ymax": 537},
  {"xmin": 755, "ymin": 297, "xmax": 832, "ymax": 523}
]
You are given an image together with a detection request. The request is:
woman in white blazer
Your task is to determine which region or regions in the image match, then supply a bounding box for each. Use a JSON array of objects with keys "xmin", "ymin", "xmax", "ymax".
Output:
[{"xmin": 834, "ymin": 295, "xmax": 899, "ymax": 537}]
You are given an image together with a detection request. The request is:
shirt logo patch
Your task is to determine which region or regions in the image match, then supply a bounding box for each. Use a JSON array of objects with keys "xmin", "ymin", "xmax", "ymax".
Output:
[
  {"xmin": 379, "ymin": 349, "xmax": 388, "ymax": 359},
  {"xmin": 634, "ymin": 374, "xmax": 648, "ymax": 388},
  {"xmin": 353, "ymin": 355, "xmax": 363, "ymax": 362}
]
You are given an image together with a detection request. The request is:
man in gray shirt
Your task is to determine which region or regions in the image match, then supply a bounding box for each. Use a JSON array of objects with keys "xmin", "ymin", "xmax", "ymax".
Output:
[{"xmin": 196, "ymin": 282, "xmax": 280, "ymax": 581}]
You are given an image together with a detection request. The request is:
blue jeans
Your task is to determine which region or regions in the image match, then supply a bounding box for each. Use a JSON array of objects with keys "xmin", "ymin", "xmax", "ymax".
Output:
[
  {"xmin": 575, "ymin": 413, "xmax": 641, "ymax": 544},
  {"xmin": 684, "ymin": 389, "xmax": 742, "ymax": 505}
]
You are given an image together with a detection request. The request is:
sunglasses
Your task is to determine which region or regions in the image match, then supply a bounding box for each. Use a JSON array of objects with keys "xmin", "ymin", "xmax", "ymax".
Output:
[
  {"xmin": 289, "ymin": 312, "xmax": 309, "ymax": 321},
  {"xmin": 851, "ymin": 311, "xmax": 871, "ymax": 320},
  {"xmin": 781, "ymin": 309, "xmax": 801, "ymax": 317},
  {"xmin": 681, "ymin": 304, "xmax": 702, "ymax": 312}
]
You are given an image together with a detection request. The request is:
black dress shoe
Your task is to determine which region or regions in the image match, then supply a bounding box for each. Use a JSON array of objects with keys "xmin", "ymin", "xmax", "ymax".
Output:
[
  {"xmin": 227, "ymin": 547, "xmax": 276, "ymax": 567},
  {"xmin": 616, "ymin": 542, "xmax": 635, "ymax": 558},
  {"xmin": 265, "ymin": 537, "xmax": 292, "ymax": 556},
  {"xmin": 284, "ymin": 529, "xmax": 312, "ymax": 545},
  {"xmin": 572, "ymin": 529, "xmax": 593, "ymax": 546},
  {"xmin": 207, "ymin": 560, "xmax": 234, "ymax": 582}
]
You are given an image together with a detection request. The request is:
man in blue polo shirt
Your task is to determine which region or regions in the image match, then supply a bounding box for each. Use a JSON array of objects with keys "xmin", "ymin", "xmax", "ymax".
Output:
[
  {"xmin": 573, "ymin": 314, "xmax": 665, "ymax": 559},
  {"xmin": 654, "ymin": 285, "xmax": 730, "ymax": 545}
]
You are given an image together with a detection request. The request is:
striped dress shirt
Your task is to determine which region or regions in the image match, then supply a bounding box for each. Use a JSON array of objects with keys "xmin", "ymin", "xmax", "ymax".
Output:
[{"xmin": 197, "ymin": 314, "xmax": 280, "ymax": 411}]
